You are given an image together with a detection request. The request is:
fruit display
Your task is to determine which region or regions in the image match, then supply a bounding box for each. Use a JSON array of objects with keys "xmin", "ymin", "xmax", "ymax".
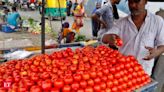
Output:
[{"xmin": 0, "ymin": 46, "xmax": 151, "ymax": 92}]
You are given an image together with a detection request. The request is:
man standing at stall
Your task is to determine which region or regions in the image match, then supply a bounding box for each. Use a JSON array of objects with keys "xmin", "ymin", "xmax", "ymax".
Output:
[
  {"xmin": 92, "ymin": 0, "xmax": 120, "ymax": 37},
  {"xmin": 101, "ymin": 0, "xmax": 164, "ymax": 76}
]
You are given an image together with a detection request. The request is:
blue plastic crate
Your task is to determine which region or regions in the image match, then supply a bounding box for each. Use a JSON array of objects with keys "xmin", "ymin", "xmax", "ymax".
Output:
[{"xmin": 2, "ymin": 25, "xmax": 15, "ymax": 33}]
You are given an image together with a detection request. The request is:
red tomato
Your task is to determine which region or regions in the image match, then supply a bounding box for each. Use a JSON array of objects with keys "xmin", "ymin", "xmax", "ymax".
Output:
[
  {"xmin": 111, "ymin": 86, "xmax": 118, "ymax": 92},
  {"xmin": 54, "ymin": 79, "xmax": 64, "ymax": 89},
  {"xmin": 113, "ymin": 79, "xmax": 119, "ymax": 86},
  {"xmin": 114, "ymin": 72, "xmax": 121, "ymax": 79},
  {"xmin": 85, "ymin": 87, "xmax": 94, "ymax": 92},
  {"xmin": 100, "ymin": 82, "xmax": 106, "ymax": 90},
  {"xmin": 50, "ymin": 88, "xmax": 60, "ymax": 92},
  {"xmin": 62, "ymin": 85, "xmax": 71, "ymax": 92},
  {"xmin": 102, "ymin": 68, "xmax": 109, "ymax": 75},
  {"xmin": 101, "ymin": 76, "xmax": 108, "ymax": 82},
  {"xmin": 30, "ymin": 86, "xmax": 42, "ymax": 92},
  {"xmin": 80, "ymin": 80, "xmax": 87, "ymax": 88},
  {"xmin": 93, "ymin": 85, "xmax": 101, "ymax": 92},
  {"xmin": 94, "ymin": 77, "xmax": 101, "ymax": 84},
  {"xmin": 82, "ymin": 73, "xmax": 90, "ymax": 80},
  {"xmin": 106, "ymin": 80, "xmax": 113, "ymax": 88},
  {"xmin": 71, "ymin": 82, "xmax": 79, "ymax": 91},
  {"xmin": 97, "ymin": 71, "xmax": 103, "ymax": 77},
  {"xmin": 87, "ymin": 79, "xmax": 94, "ymax": 87},
  {"xmin": 115, "ymin": 38, "xmax": 123, "ymax": 46},
  {"xmin": 42, "ymin": 80, "xmax": 52, "ymax": 91},
  {"xmin": 64, "ymin": 76, "xmax": 73, "ymax": 84},
  {"xmin": 107, "ymin": 74, "xmax": 114, "ymax": 80},
  {"xmin": 41, "ymin": 72, "xmax": 50, "ymax": 79},
  {"xmin": 109, "ymin": 68, "xmax": 116, "ymax": 74},
  {"xmin": 105, "ymin": 88, "xmax": 111, "ymax": 92},
  {"xmin": 77, "ymin": 89, "xmax": 85, "ymax": 92},
  {"xmin": 73, "ymin": 74, "xmax": 81, "ymax": 82},
  {"xmin": 90, "ymin": 71, "xmax": 97, "ymax": 79},
  {"xmin": 83, "ymin": 57, "xmax": 89, "ymax": 62}
]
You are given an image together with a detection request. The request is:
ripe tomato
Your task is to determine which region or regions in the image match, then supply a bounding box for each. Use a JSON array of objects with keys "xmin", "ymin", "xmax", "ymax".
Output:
[
  {"xmin": 97, "ymin": 71, "xmax": 103, "ymax": 77},
  {"xmin": 54, "ymin": 79, "xmax": 64, "ymax": 89},
  {"xmin": 101, "ymin": 76, "xmax": 108, "ymax": 82},
  {"xmin": 105, "ymin": 88, "xmax": 112, "ymax": 92},
  {"xmin": 87, "ymin": 79, "xmax": 94, "ymax": 87},
  {"xmin": 115, "ymin": 38, "xmax": 123, "ymax": 46},
  {"xmin": 111, "ymin": 86, "xmax": 118, "ymax": 92},
  {"xmin": 30, "ymin": 86, "xmax": 42, "ymax": 92},
  {"xmin": 93, "ymin": 85, "xmax": 101, "ymax": 92},
  {"xmin": 71, "ymin": 82, "xmax": 79, "ymax": 91},
  {"xmin": 50, "ymin": 88, "xmax": 60, "ymax": 92},
  {"xmin": 42, "ymin": 80, "xmax": 52, "ymax": 91},
  {"xmin": 102, "ymin": 68, "xmax": 109, "ymax": 75},
  {"xmin": 100, "ymin": 82, "xmax": 106, "ymax": 90},
  {"xmin": 82, "ymin": 73, "xmax": 90, "ymax": 80},
  {"xmin": 94, "ymin": 77, "xmax": 101, "ymax": 84},
  {"xmin": 106, "ymin": 80, "xmax": 113, "ymax": 88},
  {"xmin": 90, "ymin": 71, "xmax": 97, "ymax": 79},
  {"xmin": 73, "ymin": 74, "xmax": 82, "ymax": 82},
  {"xmin": 80, "ymin": 80, "xmax": 87, "ymax": 88},
  {"xmin": 62, "ymin": 85, "xmax": 71, "ymax": 92},
  {"xmin": 64, "ymin": 76, "xmax": 73, "ymax": 85},
  {"xmin": 77, "ymin": 89, "xmax": 85, "ymax": 92},
  {"xmin": 85, "ymin": 87, "xmax": 93, "ymax": 92}
]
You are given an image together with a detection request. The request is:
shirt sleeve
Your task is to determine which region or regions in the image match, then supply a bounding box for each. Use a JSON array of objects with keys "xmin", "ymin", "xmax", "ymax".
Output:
[
  {"xmin": 155, "ymin": 16, "xmax": 164, "ymax": 46},
  {"xmin": 100, "ymin": 23, "xmax": 120, "ymax": 42}
]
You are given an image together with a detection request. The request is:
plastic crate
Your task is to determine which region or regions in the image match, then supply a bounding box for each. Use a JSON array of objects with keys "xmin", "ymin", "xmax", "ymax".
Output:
[
  {"xmin": 2, "ymin": 25, "xmax": 15, "ymax": 33},
  {"xmin": 134, "ymin": 79, "xmax": 158, "ymax": 92}
]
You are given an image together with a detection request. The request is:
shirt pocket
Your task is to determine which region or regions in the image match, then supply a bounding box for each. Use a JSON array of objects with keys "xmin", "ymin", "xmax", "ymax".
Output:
[{"xmin": 141, "ymin": 32, "xmax": 155, "ymax": 47}]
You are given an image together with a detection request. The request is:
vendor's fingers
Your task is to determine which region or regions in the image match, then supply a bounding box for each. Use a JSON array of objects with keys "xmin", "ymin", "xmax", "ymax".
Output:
[
  {"xmin": 143, "ymin": 54, "xmax": 154, "ymax": 60},
  {"xmin": 108, "ymin": 35, "xmax": 116, "ymax": 45},
  {"xmin": 145, "ymin": 46, "xmax": 153, "ymax": 51}
]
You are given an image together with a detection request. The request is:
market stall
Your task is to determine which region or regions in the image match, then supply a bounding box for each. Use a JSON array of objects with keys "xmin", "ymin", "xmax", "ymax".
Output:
[{"xmin": 0, "ymin": 45, "xmax": 158, "ymax": 92}]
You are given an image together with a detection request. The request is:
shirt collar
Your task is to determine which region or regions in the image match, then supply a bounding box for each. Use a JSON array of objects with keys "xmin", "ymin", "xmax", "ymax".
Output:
[
  {"xmin": 127, "ymin": 11, "xmax": 150, "ymax": 23},
  {"xmin": 105, "ymin": 0, "xmax": 112, "ymax": 7}
]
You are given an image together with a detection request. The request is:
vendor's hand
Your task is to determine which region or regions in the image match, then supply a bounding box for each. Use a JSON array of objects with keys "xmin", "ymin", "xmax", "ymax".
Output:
[
  {"xmin": 143, "ymin": 46, "xmax": 158, "ymax": 60},
  {"xmin": 108, "ymin": 35, "xmax": 117, "ymax": 46}
]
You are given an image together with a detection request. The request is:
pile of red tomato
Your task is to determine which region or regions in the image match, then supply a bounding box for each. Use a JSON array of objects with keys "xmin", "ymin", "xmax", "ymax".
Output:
[{"xmin": 0, "ymin": 45, "xmax": 151, "ymax": 92}]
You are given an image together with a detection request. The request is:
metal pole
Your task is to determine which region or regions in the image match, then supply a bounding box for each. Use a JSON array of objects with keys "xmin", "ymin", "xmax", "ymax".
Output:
[
  {"xmin": 41, "ymin": 0, "xmax": 45, "ymax": 54},
  {"xmin": 57, "ymin": 0, "xmax": 63, "ymax": 29}
]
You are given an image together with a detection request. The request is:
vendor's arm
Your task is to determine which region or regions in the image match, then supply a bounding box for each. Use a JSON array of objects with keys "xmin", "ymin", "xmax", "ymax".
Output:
[
  {"xmin": 144, "ymin": 46, "xmax": 164, "ymax": 60},
  {"xmin": 144, "ymin": 16, "xmax": 164, "ymax": 60}
]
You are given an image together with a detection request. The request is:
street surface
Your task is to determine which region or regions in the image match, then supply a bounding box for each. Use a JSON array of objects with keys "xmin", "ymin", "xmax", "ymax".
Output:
[{"xmin": 0, "ymin": 10, "xmax": 93, "ymax": 46}]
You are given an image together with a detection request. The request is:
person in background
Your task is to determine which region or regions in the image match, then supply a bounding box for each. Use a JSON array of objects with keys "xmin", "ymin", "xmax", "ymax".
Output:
[
  {"xmin": 7, "ymin": 6, "xmax": 21, "ymax": 28},
  {"xmin": 92, "ymin": 0, "xmax": 120, "ymax": 38},
  {"xmin": 91, "ymin": 2, "xmax": 101, "ymax": 37},
  {"xmin": 0, "ymin": 8, "xmax": 10, "ymax": 31},
  {"xmin": 101, "ymin": 0, "xmax": 164, "ymax": 76},
  {"xmin": 72, "ymin": 0, "xmax": 86, "ymax": 33},
  {"xmin": 112, "ymin": 4, "xmax": 119, "ymax": 19},
  {"xmin": 2, "ymin": 8, "xmax": 10, "ymax": 23},
  {"xmin": 62, "ymin": 22, "xmax": 72, "ymax": 38},
  {"xmin": 66, "ymin": 0, "xmax": 72, "ymax": 16},
  {"xmin": 72, "ymin": 0, "xmax": 78, "ymax": 16},
  {"xmin": 66, "ymin": 32, "xmax": 76, "ymax": 43},
  {"xmin": 58, "ymin": 22, "xmax": 72, "ymax": 43}
]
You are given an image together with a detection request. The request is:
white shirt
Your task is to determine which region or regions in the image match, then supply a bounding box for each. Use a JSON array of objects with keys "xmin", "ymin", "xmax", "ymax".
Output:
[{"xmin": 102, "ymin": 12, "xmax": 164, "ymax": 75}]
